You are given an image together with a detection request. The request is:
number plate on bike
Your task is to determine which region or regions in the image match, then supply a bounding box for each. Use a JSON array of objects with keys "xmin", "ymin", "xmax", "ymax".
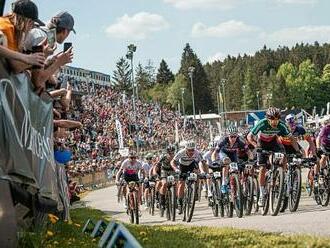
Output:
[
  {"xmin": 274, "ymin": 153, "xmax": 284, "ymax": 160},
  {"xmin": 245, "ymin": 164, "xmax": 253, "ymax": 170},
  {"xmin": 213, "ymin": 171, "xmax": 221, "ymax": 178},
  {"xmin": 229, "ymin": 162, "xmax": 238, "ymax": 172},
  {"xmin": 188, "ymin": 173, "xmax": 197, "ymax": 181},
  {"xmin": 149, "ymin": 181, "xmax": 155, "ymax": 186},
  {"xmin": 167, "ymin": 175, "xmax": 175, "ymax": 182}
]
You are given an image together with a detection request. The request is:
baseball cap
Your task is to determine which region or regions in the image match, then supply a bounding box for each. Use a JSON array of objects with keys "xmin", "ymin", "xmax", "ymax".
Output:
[
  {"xmin": 12, "ymin": 0, "xmax": 45, "ymax": 26},
  {"xmin": 52, "ymin": 11, "xmax": 76, "ymax": 34}
]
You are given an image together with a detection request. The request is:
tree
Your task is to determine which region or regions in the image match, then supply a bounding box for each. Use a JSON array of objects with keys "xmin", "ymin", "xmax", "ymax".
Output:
[
  {"xmin": 156, "ymin": 59, "xmax": 174, "ymax": 85},
  {"xmin": 178, "ymin": 43, "xmax": 214, "ymax": 113},
  {"xmin": 166, "ymin": 73, "xmax": 189, "ymax": 109},
  {"xmin": 145, "ymin": 59, "xmax": 156, "ymax": 87},
  {"xmin": 135, "ymin": 63, "xmax": 149, "ymax": 93},
  {"xmin": 112, "ymin": 57, "xmax": 131, "ymax": 92}
]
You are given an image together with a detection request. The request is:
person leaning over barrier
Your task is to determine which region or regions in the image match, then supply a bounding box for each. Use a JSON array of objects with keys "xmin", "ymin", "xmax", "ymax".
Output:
[
  {"xmin": 0, "ymin": 0, "xmax": 45, "ymax": 71},
  {"xmin": 24, "ymin": 11, "xmax": 75, "ymax": 93}
]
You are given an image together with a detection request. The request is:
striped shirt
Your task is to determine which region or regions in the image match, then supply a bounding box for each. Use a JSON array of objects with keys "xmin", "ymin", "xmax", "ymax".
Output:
[{"xmin": 173, "ymin": 148, "xmax": 203, "ymax": 166}]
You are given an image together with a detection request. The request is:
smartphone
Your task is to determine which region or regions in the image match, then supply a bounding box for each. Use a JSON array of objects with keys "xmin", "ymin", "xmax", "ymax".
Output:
[
  {"xmin": 31, "ymin": 45, "xmax": 43, "ymax": 69},
  {"xmin": 47, "ymin": 29, "xmax": 56, "ymax": 48},
  {"xmin": 63, "ymin": 42, "xmax": 72, "ymax": 52}
]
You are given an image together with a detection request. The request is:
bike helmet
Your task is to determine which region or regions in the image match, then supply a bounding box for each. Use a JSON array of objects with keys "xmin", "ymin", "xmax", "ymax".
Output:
[
  {"xmin": 166, "ymin": 144, "xmax": 176, "ymax": 153},
  {"xmin": 285, "ymin": 114, "xmax": 295, "ymax": 124},
  {"xmin": 227, "ymin": 126, "xmax": 238, "ymax": 135},
  {"xmin": 128, "ymin": 150, "xmax": 137, "ymax": 158},
  {"xmin": 185, "ymin": 140, "xmax": 196, "ymax": 150},
  {"xmin": 266, "ymin": 107, "xmax": 281, "ymax": 119},
  {"xmin": 145, "ymin": 153, "xmax": 153, "ymax": 160},
  {"xmin": 321, "ymin": 115, "xmax": 330, "ymax": 125}
]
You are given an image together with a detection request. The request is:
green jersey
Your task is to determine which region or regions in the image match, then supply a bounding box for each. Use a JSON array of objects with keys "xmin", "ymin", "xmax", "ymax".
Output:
[{"xmin": 251, "ymin": 118, "xmax": 291, "ymax": 142}]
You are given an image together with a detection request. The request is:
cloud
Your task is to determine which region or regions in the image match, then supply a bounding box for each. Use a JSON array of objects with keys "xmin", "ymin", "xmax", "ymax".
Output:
[
  {"xmin": 164, "ymin": 0, "xmax": 241, "ymax": 10},
  {"xmin": 206, "ymin": 52, "xmax": 226, "ymax": 63},
  {"xmin": 274, "ymin": 0, "xmax": 318, "ymax": 4},
  {"xmin": 192, "ymin": 20, "xmax": 260, "ymax": 38},
  {"xmin": 266, "ymin": 25, "xmax": 330, "ymax": 45},
  {"xmin": 105, "ymin": 12, "xmax": 169, "ymax": 40}
]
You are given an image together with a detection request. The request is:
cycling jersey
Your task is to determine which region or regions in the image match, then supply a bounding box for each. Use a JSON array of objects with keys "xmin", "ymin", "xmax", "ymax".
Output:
[
  {"xmin": 120, "ymin": 158, "xmax": 143, "ymax": 175},
  {"xmin": 217, "ymin": 137, "xmax": 247, "ymax": 163},
  {"xmin": 157, "ymin": 154, "xmax": 172, "ymax": 171},
  {"xmin": 203, "ymin": 150, "xmax": 213, "ymax": 166},
  {"xmin": 251, "ymin": 118, "xmax": 291, "ymax": 142},
  {"xmin": 142, "ymin": 162, "xmax": 152, "ymax": 175},
  {"xmin": 280, "ymin": 125, "xmax": 306, "ymax": 146},
  {"xmin": 318, "ymin": 125, "xmax": 330, "ymax": 148},
  {"xmin": 173, "ymin": 148, "xmax": 202, "ymax": 166}
]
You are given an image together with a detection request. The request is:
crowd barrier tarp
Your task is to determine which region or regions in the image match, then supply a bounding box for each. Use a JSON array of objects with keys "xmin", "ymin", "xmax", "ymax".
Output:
[{"xmin": 0, "ymin": 61, "xmax": 59, "ymax": 202}]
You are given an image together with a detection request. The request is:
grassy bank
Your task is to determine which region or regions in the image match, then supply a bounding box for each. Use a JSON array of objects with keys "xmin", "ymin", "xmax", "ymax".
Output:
[{"xmin": 20, "ymin": 208, "xmax": 330, "ymax": 248}]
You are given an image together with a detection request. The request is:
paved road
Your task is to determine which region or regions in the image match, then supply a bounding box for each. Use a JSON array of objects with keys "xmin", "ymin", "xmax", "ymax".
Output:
[{"xmin": 84, "ymin": 175, "xmax": 330, "ymax": 237}]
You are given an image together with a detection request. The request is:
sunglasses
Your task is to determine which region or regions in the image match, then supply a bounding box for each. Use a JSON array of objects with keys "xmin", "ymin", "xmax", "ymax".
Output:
[
  {"xmin": 229, "ymin": 135, "xmax": 237, "ymax": 138},
  {"xmin": 146, "ymin": 158, "xmax": 152, "ymax": 160},
  {"xmin": 129, "ymin": 156, "xmax": 137, "ymax": 159},
  {"xmin": 268, "ymin": 117, "xmax": 280, "ymax": 121}
]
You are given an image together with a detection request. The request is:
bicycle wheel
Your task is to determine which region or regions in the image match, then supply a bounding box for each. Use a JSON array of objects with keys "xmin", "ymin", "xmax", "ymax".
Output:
[
  {"xmin": 186, "ymin": 182, "xmax": 197, "ymax": 223},
  {"xmin": 244, "ymin": 176, "xmax": 254, "ymax": 216},
  {"xmin": 211, "ymin": 181, "xmax": 219, "ymax": 217},
  {"xmin": 133, "ymin": 191, "xmax": 139, "ymax": 224},
  {"xmin": 252, "ymin": 176, "xmax": 260, "ymax": 214},
  {"xmin": 231, "ymin": 174, "xmax": 243, "ymax": 218},
  {"xmin": 319, "ymin": 170, "xmax": 330, "ymax": 207},
  {"xmin": 171, "ymin": 185, "xmax": 176, "ymax": 222},
  {"xmin": 127, "ymin": 193, "xmax": 134, "ymax": 224},
  {"xmin": 166, "ymin": 189, "xmax": 172, "ymax": 221},
  {"xmin": 150, "ymin": 187, "xmax": 155, "ymax": 216},
  {"xmin": 270, "ymin": 167, "xmax": 285, "ymax": 216},
  {"xmin": 261, "ymin": 178, "xmax": 270, "ymax": 216},
  {"xmin": 289, "ymin": 167, "xmax": 302, "ymax": 212}
]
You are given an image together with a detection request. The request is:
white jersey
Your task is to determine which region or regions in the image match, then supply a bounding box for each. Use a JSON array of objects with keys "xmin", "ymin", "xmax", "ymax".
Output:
[
  {"xmin": 203, "ymin": 150, "xmax": 213, "ymax": 166},
  {"xmin": 120, "ymin": 159, "xmax": 143, "ymax": 175},
  {"xmin": 142, "ymin": 162, "xmax": 152, "ymax": 174},
  {"xmin": 173, "ymin": 148, "xmax": 203, "ymax": 166}
]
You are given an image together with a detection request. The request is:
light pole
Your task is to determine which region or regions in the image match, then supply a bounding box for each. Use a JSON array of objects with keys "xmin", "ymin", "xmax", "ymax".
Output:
[
  {"xmin": 126, "ymin": 44, "xmax": 137, "ymax": 100},
  {"xmin": 221, "ymin": 78, "xmax": 226, "ymax": 127},
  {"xmin": 242, "ymin": 84, "xmax": 246, "ymax": 110},
  {"xmin": 188, "ymin": 66, "xmax": 196, "ymax": 120},
  {"xmin": 181, "ymin": 88, "xmax": 185, "ymax": 117},
  {"xmin": 126, "ymin": 44, "xmax": 139, "ymax": 153},
  {"xmin": 266, "ymin": 93, "xmax": 272, "ymax": 108},
  {"xmin": 256, "ymin": 91, "xmax": 260, "ymax": 110}
]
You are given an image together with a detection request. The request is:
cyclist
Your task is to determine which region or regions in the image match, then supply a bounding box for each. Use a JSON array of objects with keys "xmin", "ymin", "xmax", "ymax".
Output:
[
  {"xmin": 247, "ymin": 107, "xmax": 300, "ymax": 207},
  {"xmin": 141, "ymin": 153, "xmax": 154, "ymax": 209},
  {"xmin": 115, "ymin": 151, "xmax": 145, "ymax": 209},
  {"xmin": 170, "ymin": 140, "xmax": 203, "ymax": 214},
  {"xmin": 279, "ymin": 114, "xmax": 316, "ymax": 157},
  {"xmin": 202, "ymin": 141, "xmax": 217, "ymax": 198},
  {"xmin": 212, "ymin": 126, "xmax": 252, "ymax": 194},
  {"xmin": 152, "ymin": 145, "xmax": 176, "ymax": 213},
  {"xmin": 315, "ymin": 116, "xmax": 330, "ymax": 185}
]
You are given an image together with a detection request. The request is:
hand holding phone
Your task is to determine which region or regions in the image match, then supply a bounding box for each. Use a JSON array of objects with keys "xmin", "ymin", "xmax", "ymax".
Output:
[{"xmin": 63, "ymin": 42, "xmax": 72, "ymax": 52}]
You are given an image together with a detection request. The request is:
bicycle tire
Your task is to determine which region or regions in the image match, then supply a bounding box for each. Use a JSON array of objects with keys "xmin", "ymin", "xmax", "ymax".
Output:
[{"xmin": 289, "ymin": 167, "xmax": 302, "ymax": 212}]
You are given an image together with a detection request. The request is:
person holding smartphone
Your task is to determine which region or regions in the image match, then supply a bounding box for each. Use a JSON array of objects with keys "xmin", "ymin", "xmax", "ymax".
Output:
[
  {"xmin": 0, "ymin": 0, "xmax": 45, "ymax": 73},
  {"xmin": 24, "ymin": 11, "xmax": 76, "ymax": 94}
]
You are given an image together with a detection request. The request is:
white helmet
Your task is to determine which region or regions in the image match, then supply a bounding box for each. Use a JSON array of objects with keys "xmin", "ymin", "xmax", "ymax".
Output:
[
  {"xmin": 185, "ymin": 140, "xmax": 196, "ymax": 150},
  {"xmin": 321, "ymin": 115, "xmax": 330, "ymax": 125}
]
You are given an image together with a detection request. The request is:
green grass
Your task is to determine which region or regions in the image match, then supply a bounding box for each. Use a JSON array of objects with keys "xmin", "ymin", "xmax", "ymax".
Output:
[{"xmin": 19, "ymin": 207, "xmax": 330, "ymax": 248}]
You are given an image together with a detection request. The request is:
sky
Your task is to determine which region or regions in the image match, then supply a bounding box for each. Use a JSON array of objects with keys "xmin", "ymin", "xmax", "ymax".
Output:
[{"xmin": 4, "ymin": 0, "xmax": 330, "ymax": 75}]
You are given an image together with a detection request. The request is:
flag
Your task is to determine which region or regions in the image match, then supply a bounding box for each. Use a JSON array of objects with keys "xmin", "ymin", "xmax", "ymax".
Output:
[{"xmin": 115, "ymin": 119, "xmax": 124, "ymax": 148}]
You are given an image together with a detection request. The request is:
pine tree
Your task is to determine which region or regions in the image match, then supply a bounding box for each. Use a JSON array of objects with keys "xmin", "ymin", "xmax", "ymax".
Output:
[
  {"xmin": 156, "ymin": 59, "xmax": 174, "ymax": 85},
  {"xmin": 112, "ymin": 57, "xmax": 131, "ymax": 92},
  {"xmin": 178, "ymin": 43, "xmax": 214, "ymax": 114}
]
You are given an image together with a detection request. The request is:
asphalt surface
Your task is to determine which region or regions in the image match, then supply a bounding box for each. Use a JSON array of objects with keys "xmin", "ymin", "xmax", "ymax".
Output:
[{"xmin": 84, "ymin": 171, "xmax": 330, "ymax": 237}]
